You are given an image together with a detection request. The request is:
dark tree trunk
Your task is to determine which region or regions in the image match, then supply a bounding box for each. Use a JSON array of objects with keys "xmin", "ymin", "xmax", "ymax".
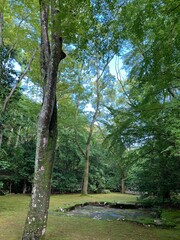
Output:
[
  {"xmin": 121, "ymin": 178, "xmax": 125, "ymax": 194},
  {"xmin": 120, "ymin": 170, "xmax": 126, "ymax": 194},
  {"xmin": 22, "ymin": 1, "xmax": 65, "ymax": 239},
  {"xmin": 9, "ymin": 182, "xmax": 12, "ymax": 194}
]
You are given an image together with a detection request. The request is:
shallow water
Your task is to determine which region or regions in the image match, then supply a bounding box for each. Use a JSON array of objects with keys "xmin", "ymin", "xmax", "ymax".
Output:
[{"xmin": 66, "ymin": 205, "xmax": 156, "ymax": 221}]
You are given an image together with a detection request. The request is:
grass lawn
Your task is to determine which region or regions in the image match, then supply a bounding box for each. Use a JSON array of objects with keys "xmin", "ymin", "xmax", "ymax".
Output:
[{"xmin": 0, "ymin": 193, "xmax": 179, "ymax": 240}]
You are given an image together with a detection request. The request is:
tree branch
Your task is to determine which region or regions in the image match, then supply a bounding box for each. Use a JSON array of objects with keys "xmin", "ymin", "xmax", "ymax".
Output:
[
  {"xmin": 2, "ymin": 48, "xmax": 37, "ymax": 113},
  {"xmin": 168, "ymin": 88, "xmax": 177, "ymax": 98},
  {"xmin": 115, "ymin": 57, "xmax": 135, "ymax": 107}
]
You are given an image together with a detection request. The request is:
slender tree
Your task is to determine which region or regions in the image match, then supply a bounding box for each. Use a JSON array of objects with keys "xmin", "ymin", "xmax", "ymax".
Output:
[
  {"xmin": 82, "ymin": 57, "xmax": 113, "ymax": 194},
  {"xmin": 22, "ymin": 0, "xmax": 65, "ymax": 239},
  {"xmin": 0, "ymin": 0, "xmax": 38, "ymax": 147},
  {"xmin": 0, "ymin": 1, "xmax": 5, "ymax": 146},
  {"xmin": 72, "ymin": 54, "xmax": 112, "ymax": 195}
]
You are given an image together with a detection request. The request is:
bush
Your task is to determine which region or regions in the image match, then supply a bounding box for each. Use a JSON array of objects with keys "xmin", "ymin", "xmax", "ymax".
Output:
[
  {"xmin": 138, "ymin": 194, "xmax": 180, "ymax": 208},
  {"xmin": 101, "ymin": 189, "xmax": 111, "ymax": 194},
  {"xmin": 52, "ymin": 173, "xmax": 81, "ymax": 193}
]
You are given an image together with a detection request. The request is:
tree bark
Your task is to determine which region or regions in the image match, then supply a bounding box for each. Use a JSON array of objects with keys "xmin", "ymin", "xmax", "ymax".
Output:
[
  {"xmin": 22, "ymin": 101, "xmax": 58, "ymax": 240},
  {"xmin": 120, "ymin": 169, "xmax": 126, "ymax": 194},
  {"xmin": 82, "ymin": 144, "xmax": 90, "ymax": 195},
  {"xmin": 121, "ymin": 178, "xmax": 125, "ymax": 194},
  {"xmin": 22, "ymin": 1, "xmax": 65, "ymax": 239}
]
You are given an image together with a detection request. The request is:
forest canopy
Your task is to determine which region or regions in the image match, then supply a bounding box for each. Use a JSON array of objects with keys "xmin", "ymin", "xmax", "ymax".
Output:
[{"xmin": 0, "ymin": 0, "xmax": 179, "ymax": 202}]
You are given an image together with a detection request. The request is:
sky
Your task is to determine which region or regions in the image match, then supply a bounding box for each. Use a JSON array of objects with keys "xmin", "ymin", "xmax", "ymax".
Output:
[
  {"xmin": 108, "ymin": 56, "xmax": 127, "ymax": 79},
  {"xmin": 15, "ymin": 54, "xmax": 127, "ymax": 107}
]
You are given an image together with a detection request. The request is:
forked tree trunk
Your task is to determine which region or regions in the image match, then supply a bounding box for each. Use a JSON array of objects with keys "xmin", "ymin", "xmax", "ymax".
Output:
[
  {"xmin": 22, "ymin": 1, "xmax": 65, "ymax": 239},
  {"xmin": 22, "ymin": 101, "xmax": 58, "ymax": 239}
]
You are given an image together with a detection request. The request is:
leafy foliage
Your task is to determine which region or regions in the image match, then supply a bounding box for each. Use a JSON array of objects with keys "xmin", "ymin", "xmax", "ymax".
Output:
[
  {"xmin": 0, "ymin": 0, "xmax": 179, "ymax": 206},
  {"xmin": 106, "ymin": 0, "xmax": 180, "ymax": 201}
]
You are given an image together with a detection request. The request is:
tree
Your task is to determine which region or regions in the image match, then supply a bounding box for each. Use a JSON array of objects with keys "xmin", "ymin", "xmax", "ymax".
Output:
[
  {"xmin": 105, "ymin": 0, "xmax": 180, "ymax": 200},
  {"xmin": 0, "ymin": 96, "xmax": 39, "ymax": 194},
  {"xmin": 0, "ymin": 0, "xmax": 38, "ymax": 147},
  {"xmin": 104, "ymin": 114, "xmax": 138, "ymax": 194},
  {"xmin": 74, "ymin": 58, "xmax": 113, "ymax": 195},
  {"xmin": 52, "ymin": 95, "xmax": 86, "ymax": 194},
  {"xmin": 22, "ymin": 0, "xmax": 66, "ymax": 239}
]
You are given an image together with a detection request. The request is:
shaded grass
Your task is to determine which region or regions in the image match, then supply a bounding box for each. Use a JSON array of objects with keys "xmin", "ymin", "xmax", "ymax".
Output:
[{"xmin": 0, "ymin": 193, "xmax": 179, "ymax": 240}]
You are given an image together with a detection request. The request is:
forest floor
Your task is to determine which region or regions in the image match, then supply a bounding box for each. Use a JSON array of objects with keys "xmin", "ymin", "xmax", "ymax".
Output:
[{"xmin": 0, "ymin": 193, "xmax": 179, "ymax": 240}]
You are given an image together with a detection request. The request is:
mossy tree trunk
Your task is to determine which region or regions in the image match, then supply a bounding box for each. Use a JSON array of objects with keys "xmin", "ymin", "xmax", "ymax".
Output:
[{"xmin": 22, "ymin": 1, "xmax": 65, "ymax": 239}]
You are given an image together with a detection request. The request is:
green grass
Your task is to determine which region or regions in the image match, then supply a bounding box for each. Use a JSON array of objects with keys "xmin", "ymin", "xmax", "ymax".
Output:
[{"xmin": 0, "ymin": 193, "xmax": 179, "ymax": 240}]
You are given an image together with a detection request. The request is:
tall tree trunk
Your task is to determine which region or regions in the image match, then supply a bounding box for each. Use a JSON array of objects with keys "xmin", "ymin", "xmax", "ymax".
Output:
[
  {"xmin": 0, "ymin": 7, "xmax": 4, "ymax": 147},
  {"xmin": 22, "ymin": 1, "xmax": 65, "ymax": 239},
  {"xmin": 82, "ymin": 78, "xmax": 100, "ymax": 195},
  {"xmin": 120, "ymin": 170, "xmax": 126, "ymax": 194},
  {"xmin": 9, "ymin": 182, "xmax": 12, "ymax": 194},
  {"xmin": 121, "ymin": 178, "xmax": 125, "ymax": 194},
  {"xmin": 22, "ymin": 101, "xmax": 58, "ymax": 239},
  {"xmin": 82, "ymin": 144, "xmax": 90, "ymax": 195}
]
